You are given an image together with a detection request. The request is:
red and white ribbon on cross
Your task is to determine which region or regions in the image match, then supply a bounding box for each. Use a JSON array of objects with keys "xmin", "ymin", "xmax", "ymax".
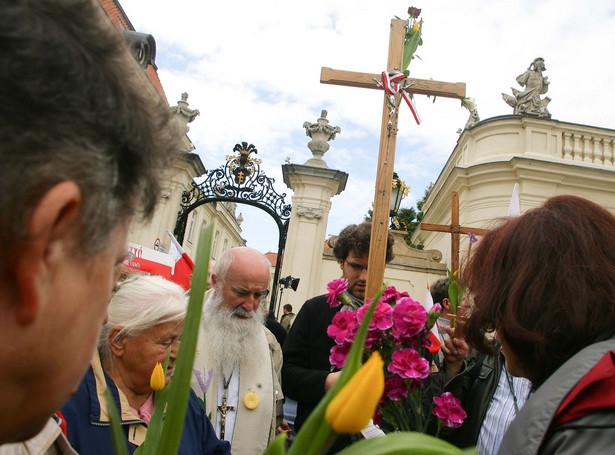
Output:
[{"xmin": 381, "ymin": 71, "xmax": 421, "ymax": 125}]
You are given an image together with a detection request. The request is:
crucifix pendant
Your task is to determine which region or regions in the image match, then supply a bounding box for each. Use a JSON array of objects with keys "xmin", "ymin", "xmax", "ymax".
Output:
[{"xmin": 217, "ymin": 392, "xmax": 235, "ymax": 440}]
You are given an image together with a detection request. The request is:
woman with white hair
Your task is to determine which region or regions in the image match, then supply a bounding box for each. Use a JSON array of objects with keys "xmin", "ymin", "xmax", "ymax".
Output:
[{"xmin": 61, "ymin": 275, "xmax": 230, "ymax": 454}]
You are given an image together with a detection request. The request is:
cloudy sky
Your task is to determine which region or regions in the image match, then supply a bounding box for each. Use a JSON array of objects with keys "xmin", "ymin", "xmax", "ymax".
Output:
[{"xmin": 120, "ymin": 0, "xmax": 614, "ymax": 253}]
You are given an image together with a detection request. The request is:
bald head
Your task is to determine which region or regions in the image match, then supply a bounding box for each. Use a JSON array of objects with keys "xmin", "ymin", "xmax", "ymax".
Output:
[{"xmin": 211, "ymin": 247, "xmax": 271, "ymax": 317}]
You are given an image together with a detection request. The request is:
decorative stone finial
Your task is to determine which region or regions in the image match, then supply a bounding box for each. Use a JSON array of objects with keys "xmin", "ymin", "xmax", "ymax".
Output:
[
  {"xmin": 502, "ymin": 57, "xmax": 551, "ymax": 118},
  {"xmin": 302, "ymin": 110, "xmax": 341, "ymax": 167},
  {"xmin": 170, "ymin": 92, "xmax": 200, "ymax": 124}
]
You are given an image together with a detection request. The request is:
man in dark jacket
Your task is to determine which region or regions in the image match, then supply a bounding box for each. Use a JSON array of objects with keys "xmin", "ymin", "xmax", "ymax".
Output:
[{"xmin": 282, "ymin": 222, "xmax": 394, "ymax": 452}]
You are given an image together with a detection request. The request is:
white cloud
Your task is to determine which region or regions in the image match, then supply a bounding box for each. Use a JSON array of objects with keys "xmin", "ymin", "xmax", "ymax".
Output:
[{"xmin": 119, "ymin": 0, "xmax": 615, "ymax": 252}]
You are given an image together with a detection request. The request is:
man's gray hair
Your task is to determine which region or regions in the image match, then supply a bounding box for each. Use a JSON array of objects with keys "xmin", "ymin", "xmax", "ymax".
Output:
[
  {"xmin": 0, "ymin": 0, "xmax": 180, "ymax": 256},
  {"xmin": 99, "ymin": 275, "xmax": 187, "ymax": 361},
  {"xmin": 212, "ymin": 247, "xmax": 271, "ymax": 285}
]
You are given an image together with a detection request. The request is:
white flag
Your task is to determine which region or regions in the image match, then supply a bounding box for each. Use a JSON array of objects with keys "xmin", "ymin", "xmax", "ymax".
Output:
[{"xmin": 508, "ymin": 183, "xmax": 520, "ymax": 218}]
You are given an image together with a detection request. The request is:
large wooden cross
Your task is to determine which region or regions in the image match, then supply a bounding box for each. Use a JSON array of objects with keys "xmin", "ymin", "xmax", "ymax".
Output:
[
  {"xmin": 320, "ymin": 19, "xmax": 466, "ymax": 298},
  {"xmin": 419, "ymin": 191, "xmax": 489, "ymax": 273}
]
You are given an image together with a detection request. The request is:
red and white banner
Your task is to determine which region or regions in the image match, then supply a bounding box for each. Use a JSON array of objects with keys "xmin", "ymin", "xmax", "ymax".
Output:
[
  {"xmin": 122, "ymin": 232, "xmax": 194, "ymax": 291},
  {"xmin": 166, "ymin": 230, "xmax": 194, "ymax": 291},
  {"xmin": 123, "ymin": 242, "xmax": 174, "ymax": 281},
  {"xmin": 423, "ymin": 286, "xmax": 441, "ymax": 354}
]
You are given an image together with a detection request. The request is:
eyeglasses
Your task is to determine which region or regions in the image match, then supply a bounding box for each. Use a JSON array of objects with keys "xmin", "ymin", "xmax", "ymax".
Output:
[
  {"xmin": 230, "ymin": 286, "xmax": 270, "ymax": 300},
  {"xmin": 344, "ymin": 260, "xmax": 368, "ymax": 273}
]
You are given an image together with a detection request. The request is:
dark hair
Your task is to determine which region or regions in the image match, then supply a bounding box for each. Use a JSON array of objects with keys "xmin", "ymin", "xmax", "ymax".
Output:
[
  {"xmin": 430, "ymin": 277, "xmax": 449, "ymax": 305},
  {"xmin": 463, "ymin": 195, "xmax": 615, "ymax": 387},
  {"xmin": 0, "ymin": 0, "xmax": 179, "ymax": 255},
  {"xmin": 332, "ymin": 222, "xmax": 394, "ymax": 263},
  {"xmin": 283, "ymin": 304, "xmax": 293, "ymax": 312}
]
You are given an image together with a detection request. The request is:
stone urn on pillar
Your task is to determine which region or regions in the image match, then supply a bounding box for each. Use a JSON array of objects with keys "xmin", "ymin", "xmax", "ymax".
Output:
[{"xmin": 302, "ymin": 110, "xmax": 341, "ymax": 167}]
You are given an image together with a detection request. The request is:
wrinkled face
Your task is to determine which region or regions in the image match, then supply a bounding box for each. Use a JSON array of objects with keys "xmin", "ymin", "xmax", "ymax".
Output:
[
  {"xmin": 339, "ymin": 251, "xmax": 369, "ymax": 300},
  {"xmin": 116, "ymin": 321, "xmax": 183, "ymax": 394},
  {"xmin": 213, "ymin": 258, "xmax": 270, "ymax": 320},
  {"xmin": 20, "ymin": 224, "xmax": 129, "ymax": 440}
]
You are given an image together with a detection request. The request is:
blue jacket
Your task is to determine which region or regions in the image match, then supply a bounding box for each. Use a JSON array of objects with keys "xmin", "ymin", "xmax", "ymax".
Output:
[{"xmin": 60, "ymin": 354, "xmax": 230, "ymax": 455}]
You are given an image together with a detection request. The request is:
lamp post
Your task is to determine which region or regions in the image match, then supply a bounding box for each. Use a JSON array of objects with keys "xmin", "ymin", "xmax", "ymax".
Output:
[{"xmin": 390, "ymin": 172, "xmax": 409, "ymax": 229}]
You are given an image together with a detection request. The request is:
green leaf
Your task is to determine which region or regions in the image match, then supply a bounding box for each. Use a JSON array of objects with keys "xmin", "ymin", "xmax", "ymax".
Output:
[
  {"xmin": 446, "ymin": 269, "xmax": 460, "ymax": 315},
  {"xmin": 287, "ymin": 285, "xmax": 386, "ymax": 455},
  {"xmin": 104, "ymin": 388, "xmax": 130, "ymax": 455},
  {"xmin": 402, "ymin": 20, "xmax": 423, "ymax": 71},
  {"xmin": 153, "ymin": 225, "xmax": 213, "ymax": 455},
  {"xmin": 334, "ymin": 432, "xmax": 471, "ymax": 455},
  {"xmin": 262, "ymin": 433, "xmax": 288, "ymax": 455}
]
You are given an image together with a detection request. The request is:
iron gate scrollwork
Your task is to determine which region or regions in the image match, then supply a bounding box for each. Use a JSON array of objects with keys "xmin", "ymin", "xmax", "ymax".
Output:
[{"xmin": 174, "ymin": 142, "xmax": 291, "ymax": 314}]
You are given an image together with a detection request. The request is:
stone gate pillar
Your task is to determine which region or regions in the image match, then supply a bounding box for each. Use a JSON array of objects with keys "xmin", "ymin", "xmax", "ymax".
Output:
[{"xmin": 280, "ymin": 111, "xmax": 347, "ymax": 311}]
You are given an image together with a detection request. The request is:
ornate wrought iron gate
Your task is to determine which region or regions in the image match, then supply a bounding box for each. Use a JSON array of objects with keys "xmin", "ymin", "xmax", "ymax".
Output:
[{"xmin": 174, "ymin": 142, "xmax": 291, "ymax": 313}]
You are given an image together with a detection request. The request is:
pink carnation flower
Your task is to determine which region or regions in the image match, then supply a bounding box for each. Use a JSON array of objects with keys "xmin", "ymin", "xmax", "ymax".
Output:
[
  {"xmin": 392, "ymin": 297, "xmax": 427, "ymax": 341},
  {"xmin": 384, "ymin": 375, "xmax": 408, "ymax": 401},
  {"xmin": 381, "ymin": 286, "xmax": 410, "ymax": 305},
  {"xmin": 327, "ymin": 309, "xmax": 358, "ymax": 344},
  {"xmin": 433, "ymin": 392, "xmax": 467, "ymax": 428},
  {"xmin": 357, "ymin": 300, "xmax": 393, "ymax": 331},
  {"xmin": 387, "ymin": 348, "xmax": 430, "ymax": 380},
  {"xmin": 329, "ymin": 344, "xmax": 350, "ymax": 369},
  {"xmin": 326, "ymin": 278, "xmax": 348, "ymax": 307},
  {"xmin": 364, "ymin": 327, "xmax": 383, "ymax": 349}
]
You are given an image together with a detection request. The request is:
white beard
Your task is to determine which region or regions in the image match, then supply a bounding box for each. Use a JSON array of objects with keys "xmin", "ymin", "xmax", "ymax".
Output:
[{"xmin": 201, "ymin": 291, "xmax": 265, "ymax": 376}]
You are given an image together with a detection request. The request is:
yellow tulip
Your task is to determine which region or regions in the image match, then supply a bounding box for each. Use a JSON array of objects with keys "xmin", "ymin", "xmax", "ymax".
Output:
[
  {"xmin": 325, "ymin": 352, "xmax": 384, "ymax": 433},
  {"xmin": 150, "ymin": 362, "xmax": 166, "ymax": 391},
  {"xmin": 413, "ymin": 22, "xmax": 420, "ymax": 32}
]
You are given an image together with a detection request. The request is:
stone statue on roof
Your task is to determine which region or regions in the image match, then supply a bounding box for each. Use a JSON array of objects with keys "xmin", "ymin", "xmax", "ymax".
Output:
[{"xmin": 502, "ymin": 57, "xmax": 551, "ymax": 118}]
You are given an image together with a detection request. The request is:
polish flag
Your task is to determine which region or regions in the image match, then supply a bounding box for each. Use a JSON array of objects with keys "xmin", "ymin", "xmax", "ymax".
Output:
[
  {"xmin": 166, "ymin": 230, "xmax": 194, "ymax": 291},
  {"xmin": 423, "ymin": 286, "xmax": 441, "ymax": 354},
  {"xmin": 123, "ymin": 242, "xmax": 174, "ymax": 280}
]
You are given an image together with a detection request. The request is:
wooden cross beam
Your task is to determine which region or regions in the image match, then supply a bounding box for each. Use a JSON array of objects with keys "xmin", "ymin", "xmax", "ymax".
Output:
[
  {"xmin": 419, "ymin": 191, "xmax": 489, "ymax": 273},
  {"xmin": 320, "ymin": 18, "xmax": 466, "ymax": 299}
]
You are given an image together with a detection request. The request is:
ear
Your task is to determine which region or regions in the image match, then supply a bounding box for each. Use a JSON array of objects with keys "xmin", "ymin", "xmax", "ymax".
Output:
[
  {"xmin": 108, "ymin": 327, "xmax": 125, "ymax": 357},
  {"xmin": 442, "ymin": 298, "xmax": 452, "ymax": 313},
  {"xmin": 14, "ymin": 182, "xmax": 81, "ymax": 325},
  {"xmin": 338, "ymin": 259, "xmax": 344, "ymax": 271},
  {"xmin": 211, "ymin": 273, "xmax": 221, "ymax": 291}
]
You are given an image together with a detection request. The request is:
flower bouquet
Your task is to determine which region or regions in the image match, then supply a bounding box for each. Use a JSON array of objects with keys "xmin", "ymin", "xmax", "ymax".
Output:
[
  {"xmin": 263, "ymin": 281, "xmax": 471, "ymax": 455},
  {"xmin": 326, "ymin": 278, "xmax": 466, "ymax": 436}
]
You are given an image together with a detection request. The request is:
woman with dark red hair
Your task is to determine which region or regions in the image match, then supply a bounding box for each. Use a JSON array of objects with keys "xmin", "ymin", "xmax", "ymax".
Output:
[{"xmin": 463, "ymin": 195, "xmax": 615, "ymax": 454}]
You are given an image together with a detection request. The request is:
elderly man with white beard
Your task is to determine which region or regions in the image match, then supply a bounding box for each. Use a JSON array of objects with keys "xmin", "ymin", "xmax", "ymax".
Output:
[{"xmin": 192, "ymin": 247, "xmax": 284, "ymax": 455}]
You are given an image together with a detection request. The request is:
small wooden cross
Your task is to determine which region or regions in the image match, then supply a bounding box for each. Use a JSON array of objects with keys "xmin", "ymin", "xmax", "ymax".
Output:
[
  {"xmin": 419, "ymin": 191, "xmax": 488, "ymax": 273},
  {"xmin": 217, "ymin": 393, "xmax": 235, "ymax": 440},
  {"xmin": 320, "ymin": 19, "xmax": 466, "ymax": 299},
  {"xmin": 443, "ymin": 312, "xmax": 469, "ymax": 338}
]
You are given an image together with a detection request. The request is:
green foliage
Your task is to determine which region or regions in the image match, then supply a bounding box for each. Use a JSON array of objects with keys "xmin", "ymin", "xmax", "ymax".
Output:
[
  {"xmin": 402, "ymin": 18, "xmax": 423, "ymax": 75},
  {"xmin": 104, "ymin": 388, "xmax": 129, "ymax": 455},
  {"xmin": 335, "ymin": 432, "xmax": 474, "ymax": 455},
  {"xmin": 446, "ymin": 269, "xmax": 463, "ymax": 316}
]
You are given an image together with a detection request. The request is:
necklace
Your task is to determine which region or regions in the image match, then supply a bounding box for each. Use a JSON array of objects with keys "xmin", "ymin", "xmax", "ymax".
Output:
[{"xmin": 504, "ymin": 368, "xmax": 520, "ymax": 415}]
